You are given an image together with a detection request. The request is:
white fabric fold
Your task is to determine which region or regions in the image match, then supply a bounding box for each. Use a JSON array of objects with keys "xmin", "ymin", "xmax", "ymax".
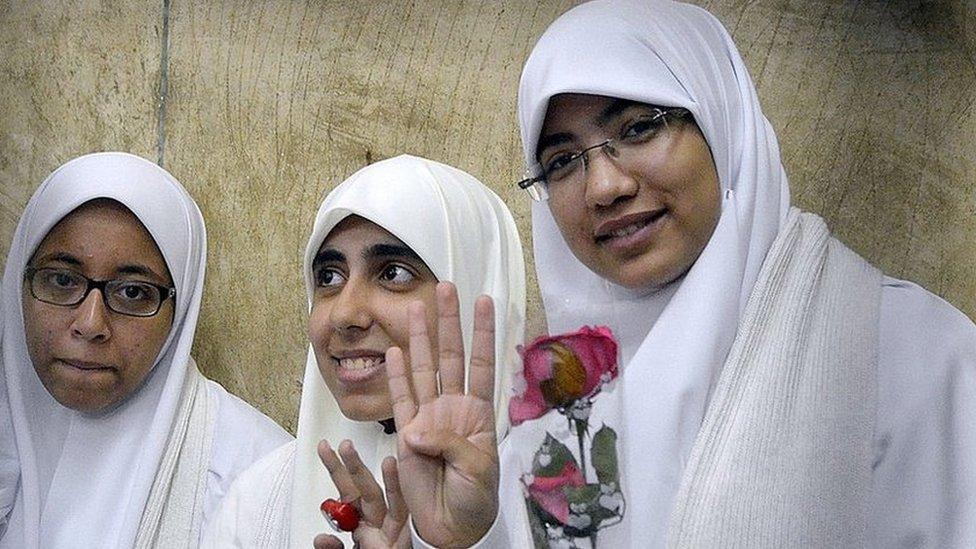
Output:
[
  {"xmin": 135, "ymin": 359, "xmax": 216, "ymax": 548},
  {"xmin": 667, "ymin": 209, "xmax": 881, "ymax": 547}
]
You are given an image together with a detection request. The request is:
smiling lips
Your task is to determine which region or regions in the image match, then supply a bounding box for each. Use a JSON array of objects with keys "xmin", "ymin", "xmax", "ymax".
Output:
[
  {"xmin": 594, "ymin": 209, "xmax": 668, "ymax": 251},
  {"xmin": 332, "ymin": 353, "xmax": 386, "ymax": 384}
]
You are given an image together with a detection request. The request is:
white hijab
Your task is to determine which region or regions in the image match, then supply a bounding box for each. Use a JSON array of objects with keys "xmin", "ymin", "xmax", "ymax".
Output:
[
  {"xmin": 289, "ymin": 154, "xmax": 526, "ymax": 546},
  {"xmin": 1, "ymin": 152, "xmax": 207, "ymax": 548},
  {"xmin": 516, "ymin": 0, "xmax": 791, "ymax": 541}
]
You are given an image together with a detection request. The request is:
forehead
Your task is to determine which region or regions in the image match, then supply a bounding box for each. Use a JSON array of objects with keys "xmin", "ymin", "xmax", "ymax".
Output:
[
  {"xmin": 319, "ymin": 215, "xmax": 411, "ymax": 255},
  {"xmin": 542, "ymin": 94, "xmax": 649, "ymax": 130},
  {"xmin": 32, "ymin": 199, "xmax": 168, "ymax": 273}
]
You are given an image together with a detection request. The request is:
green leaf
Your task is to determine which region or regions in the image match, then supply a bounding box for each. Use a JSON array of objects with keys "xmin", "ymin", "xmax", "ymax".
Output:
[
  {"xmin": 533, "ymin": 433, "xmax": 578, "ymax": 477},
  {"xmin": 591, "ymin": 425, "xmax": 619, "ymax": 484},
  {"xmin": 564, "ymin": 483, "xmax": 601, "ymax": 506},
  {"xmin": 563, "ymin": 483, "xmax": 618, "ymax": 532}
]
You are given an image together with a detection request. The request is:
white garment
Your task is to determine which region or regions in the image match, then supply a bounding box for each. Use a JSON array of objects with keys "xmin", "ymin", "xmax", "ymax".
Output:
[
  {"xmin": 471, "ymin": 0, "xmax": 976, "ymax": 547},
  {"xmin": 0, "ymin": 152, "xmax": 290, "ymax": 548},
  {"xmin": 202, "ymin": 154, "xmax": 526, "ymax": 548}
]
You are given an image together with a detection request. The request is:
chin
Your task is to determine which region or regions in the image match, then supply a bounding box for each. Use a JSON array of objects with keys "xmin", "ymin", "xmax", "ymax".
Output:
[
  {"xmin": 336, "ymin": 395, "xmax": 393, "ymax": 422},
  {"xmin": 49, "ymin": 388, "xmax": 116, "ymax": 414}
]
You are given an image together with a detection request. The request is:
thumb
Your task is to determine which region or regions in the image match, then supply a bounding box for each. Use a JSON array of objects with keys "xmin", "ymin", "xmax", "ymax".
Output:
[{"xmin": 313, "ymin": 533, "xmax": 344, "ymax": 549}]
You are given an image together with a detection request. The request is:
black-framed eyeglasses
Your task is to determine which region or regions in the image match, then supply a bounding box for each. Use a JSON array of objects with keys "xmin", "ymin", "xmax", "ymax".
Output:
[
  {"xmin": 516, "ymin": 107, "xmax": 692, "ymax": 201},
  {"xmin": 24, "ymin": 266, "xmax": 176, "ymax": 317}
]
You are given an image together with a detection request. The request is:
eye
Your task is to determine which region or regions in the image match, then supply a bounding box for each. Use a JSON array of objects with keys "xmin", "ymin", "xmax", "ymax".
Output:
[
  {"xmin": 542, "ymin": 151, "xmax": 581, "ymax": 181},
  {"xmin": 378, "ymin": 264, "xmax": 416, "ymax": 285},
  {"xmin": 620, "ymin": 113, "xmax": 667, "ymax": 143},
  {"xmin": 46, "ymin": 270, "xmax": 82, "ymax": 289},
  {"xmin": 113, "ymin": 281, "xmax": 157, "ymax": 303},
  {"xmin": 315, "ymin": 267, "xmax": 346, "ymax": 289}
]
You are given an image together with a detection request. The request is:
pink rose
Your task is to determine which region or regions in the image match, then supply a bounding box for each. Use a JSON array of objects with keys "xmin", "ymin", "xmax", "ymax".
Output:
[
  {"xmin": 525, "ymin": 461, "xmax": 586, "ymax": 524},
  {"xmin": 509, "ymin": 326, "xmax": 618, "ymax": 426}
]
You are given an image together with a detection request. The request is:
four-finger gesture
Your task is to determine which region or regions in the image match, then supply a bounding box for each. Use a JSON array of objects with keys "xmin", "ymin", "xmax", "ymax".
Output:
[{"xmin": 386, "ymin": 282, "xmax": 500, "ymax": 547}]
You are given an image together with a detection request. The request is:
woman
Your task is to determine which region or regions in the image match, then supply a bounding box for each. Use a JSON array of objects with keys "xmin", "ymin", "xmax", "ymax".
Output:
[
  {"xmin": 0, "ymin": 152, "xmax": 290, "ymax": 548},
  {"xmin": 201, "ymin": 154, "xmax": 526, "ymax": 547},
  {"xmin": 389, "ymin": 1, "xmax": 976, "ymax": 547}
]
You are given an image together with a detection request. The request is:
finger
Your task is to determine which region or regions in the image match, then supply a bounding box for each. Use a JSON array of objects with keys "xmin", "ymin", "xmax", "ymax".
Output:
[
  {"xmin": 317, "ymin": 440, "xmax": 360, "ymax": 502},
  {"xmin": 385, "ymin": 346, "xmax": 416, "ymax": 432},
  {"xmin": 437, "ymin": 282, "xmax": 466, "ymax": 395},
  {"xmin": 312, "ymin": 533, "xmax": 343, "ymax": 549},
  {"xmin": 468, "ymin": 295, "xmax": 496, "ymax": 403},
  {"xmin": 380, "ymin": 456, "xmax": 408, "ymax": 536},
  {"xmin": 404, "ymin": 427, "xmax": 495, "ymax": 482},
  {"xmin": 407, "ymin": 300, "xmax": 438, "ymax": 404},
  {"xmin": 338, "ymin": 440, "xmax": 387, "ymax": 527}
]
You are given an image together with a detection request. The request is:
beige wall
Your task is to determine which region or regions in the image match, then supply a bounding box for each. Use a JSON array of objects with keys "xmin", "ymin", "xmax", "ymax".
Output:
[{"xmin": 2, "ymin": 0, "xmax": 974, "ymax": 433}]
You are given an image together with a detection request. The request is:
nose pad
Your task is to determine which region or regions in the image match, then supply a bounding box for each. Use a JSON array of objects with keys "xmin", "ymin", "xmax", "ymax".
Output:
[
  {"xmin": 70, "ymin": 290, "xmax": 111, "ymax": 342},
  {"xmin": 583, "ymin": 146, "xmax": 639, "ymax": 209}
]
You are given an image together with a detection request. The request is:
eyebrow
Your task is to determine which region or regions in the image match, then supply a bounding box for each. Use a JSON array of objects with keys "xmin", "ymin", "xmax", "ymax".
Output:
[
  {"xmin": 116, "ymin": 263, "xmax": 168, "ymax": 284},
  {"xmin": 365, "ymin": 243, "xmax": 422, "ymax": 263},
  {"xmin": 596, "ymin": 98, "xmax": 641, "ymax": 125},
  {"xmin": 34, "ymin": 253, "xmax": 168, "ymax": 284},
  {"xmin": 36, "ymin": 252, "xmax": 83, "ymax": 267},
  {"xmin": 313, "ymin": 248, "xmax": 346, "ymax": 269},
  {"xmin": 535, "ymin": 99, "xmax": 642, "ymax": 160}
]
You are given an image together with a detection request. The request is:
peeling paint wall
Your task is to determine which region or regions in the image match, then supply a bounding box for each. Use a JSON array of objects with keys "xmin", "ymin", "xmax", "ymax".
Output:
[{"xmin": 2, "ymin": 1, "xmax": 974, "ymax": 433}]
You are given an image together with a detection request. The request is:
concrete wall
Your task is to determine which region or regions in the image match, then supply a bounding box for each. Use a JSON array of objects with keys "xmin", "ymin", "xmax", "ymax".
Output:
[{"xmin": 2, "ymin": 0, "xmax": 974, "ymax": 433}]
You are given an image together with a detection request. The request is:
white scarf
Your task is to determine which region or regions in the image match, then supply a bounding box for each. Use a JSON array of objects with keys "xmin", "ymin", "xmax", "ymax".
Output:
[
  {"xmin": 1, "ymin": 152, "xmax": 209, "ymax": 548},
  {"xmin": 289, "ymin": 155, "xmax": 526, "ymax": 547},
  {"xmin": 514, "ymin": 0, "xmax": 794, "ymax": 543},
  {"xmin": 667, "ymin": 209, "xmax": 880, "ymax": 546}
]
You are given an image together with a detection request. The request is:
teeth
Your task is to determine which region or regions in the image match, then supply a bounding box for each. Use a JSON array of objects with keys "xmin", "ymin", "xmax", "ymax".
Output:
[
  {"xmin": 338, "ymin": 357, "xmax": 384, "ymax": 370},
  {"xmin": 609, "ymin": 220, "xmax": 647, "ymax": 239}
]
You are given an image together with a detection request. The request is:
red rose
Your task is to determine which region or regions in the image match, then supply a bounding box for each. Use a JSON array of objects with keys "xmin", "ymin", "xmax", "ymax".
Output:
[{"xmin": 509, "ymin": 326, "xmax": 618, "ymax": 426}]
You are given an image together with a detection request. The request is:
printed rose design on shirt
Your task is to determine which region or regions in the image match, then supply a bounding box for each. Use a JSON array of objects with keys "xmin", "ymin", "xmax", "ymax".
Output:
[{"xmin": 509, "ymin": 327, "xmax": 624, "ymax": 548}]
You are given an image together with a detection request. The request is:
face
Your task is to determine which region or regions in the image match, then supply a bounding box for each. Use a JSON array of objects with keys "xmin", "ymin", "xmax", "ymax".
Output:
[
  {"xmin": 308, "ymin": 215, "xmax": 438, "ymax": 422},
  {"xmin": 21, "ymin": 199, "xmax": 175, "ymax": 413},
  {"xmin": 537, "ymin": 93, "xmax": 722, "ymax": 289}
]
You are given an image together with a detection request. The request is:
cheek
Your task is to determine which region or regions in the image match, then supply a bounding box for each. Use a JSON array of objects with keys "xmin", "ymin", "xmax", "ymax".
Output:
[
  {"xmin": 21, "ymin": 300, "xmax": 58, "ymax": 364},
  {"xmin": 119, "ymin": 315, "xmax": 173, "ymax": 384},
  {"xmin": 548, "ymin": 198, "xmax": 592, "ymax": 252},
  {"xmin": 307, "ymin": 302, "xmax": 331, "ymax": 354}
]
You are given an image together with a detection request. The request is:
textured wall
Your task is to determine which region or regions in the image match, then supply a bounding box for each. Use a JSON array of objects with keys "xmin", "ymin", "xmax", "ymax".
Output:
[{"xmin": 2, "ymin": 0, "xmax": 974, "ymax": 433}]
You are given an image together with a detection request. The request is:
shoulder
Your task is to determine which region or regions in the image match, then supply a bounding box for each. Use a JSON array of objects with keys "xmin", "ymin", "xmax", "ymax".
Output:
[
  {"xmin": 879, "ymin": 277, "xmax": 976, "ymax": 369},
  {"xmin": 868, "ymin": 278, "xmax": 976, "ymax": 545},
  {"xmin": 201, "ymin": 381, "xmax": 292, "ymax": 532},
  {"xmin": 207, "ymin": 380, "xmax": 293, "ymax": 470},
  {"xmin": 877, "ymin": 276, "xmax": 976, "ymax": 408},
  {"xmin": 200, "ymin": 441, "xmax": 296, "ymax": 548}
]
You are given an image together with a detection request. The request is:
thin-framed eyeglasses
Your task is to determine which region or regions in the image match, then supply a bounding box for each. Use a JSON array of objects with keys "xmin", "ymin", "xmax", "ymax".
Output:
[
  {"xmin": 516, "ymin": 106, "xmax": 692, "ymax": 201},
  {"xmin": 23, "ymin": 266, "xmax": 176, "ymax": 317}
]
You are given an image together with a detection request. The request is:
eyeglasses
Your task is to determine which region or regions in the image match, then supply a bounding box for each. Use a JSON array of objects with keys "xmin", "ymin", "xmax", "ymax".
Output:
[
  {"xmin": 516, "ymin": 107, "xmax": 692, "ymax": 201},
  {"xmin": 24, "ymin": 267, "xmax": 176, "ymax": 317}
]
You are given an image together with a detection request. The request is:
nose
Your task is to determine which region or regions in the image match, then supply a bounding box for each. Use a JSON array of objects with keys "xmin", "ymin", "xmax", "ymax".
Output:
[
  {"xmin": 583, "ymin": 146, "xmax": 639, "ymax": 209},
  {"xmin": 328, "ymin": 280, "xmax": 373, "ymax": 337},
  {"xmin": 69, "ymin": 289, "xmax": 112, "ymax": 342}
]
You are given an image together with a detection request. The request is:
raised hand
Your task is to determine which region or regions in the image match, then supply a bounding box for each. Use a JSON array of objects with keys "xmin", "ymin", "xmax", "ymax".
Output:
[
  {"xmin": 386, "ymin": 282, "xmax": 500, "ymax": 548},
  {"xmin": 313, "ymin": 440, "xmax": 410, "ymax": 549}
]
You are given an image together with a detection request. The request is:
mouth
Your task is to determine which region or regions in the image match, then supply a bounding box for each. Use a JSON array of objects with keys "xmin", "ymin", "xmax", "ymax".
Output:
[
  {"xmin": 594, "ymin": 209, "xmax": 668, "ymax": 250},
  {"xmin": 330, "ymin": 351, "xmax": 387, "ymax": 385},
  {"xmin": 57, "ymin": 358, "xmax": 114, "ymax": 372}
]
